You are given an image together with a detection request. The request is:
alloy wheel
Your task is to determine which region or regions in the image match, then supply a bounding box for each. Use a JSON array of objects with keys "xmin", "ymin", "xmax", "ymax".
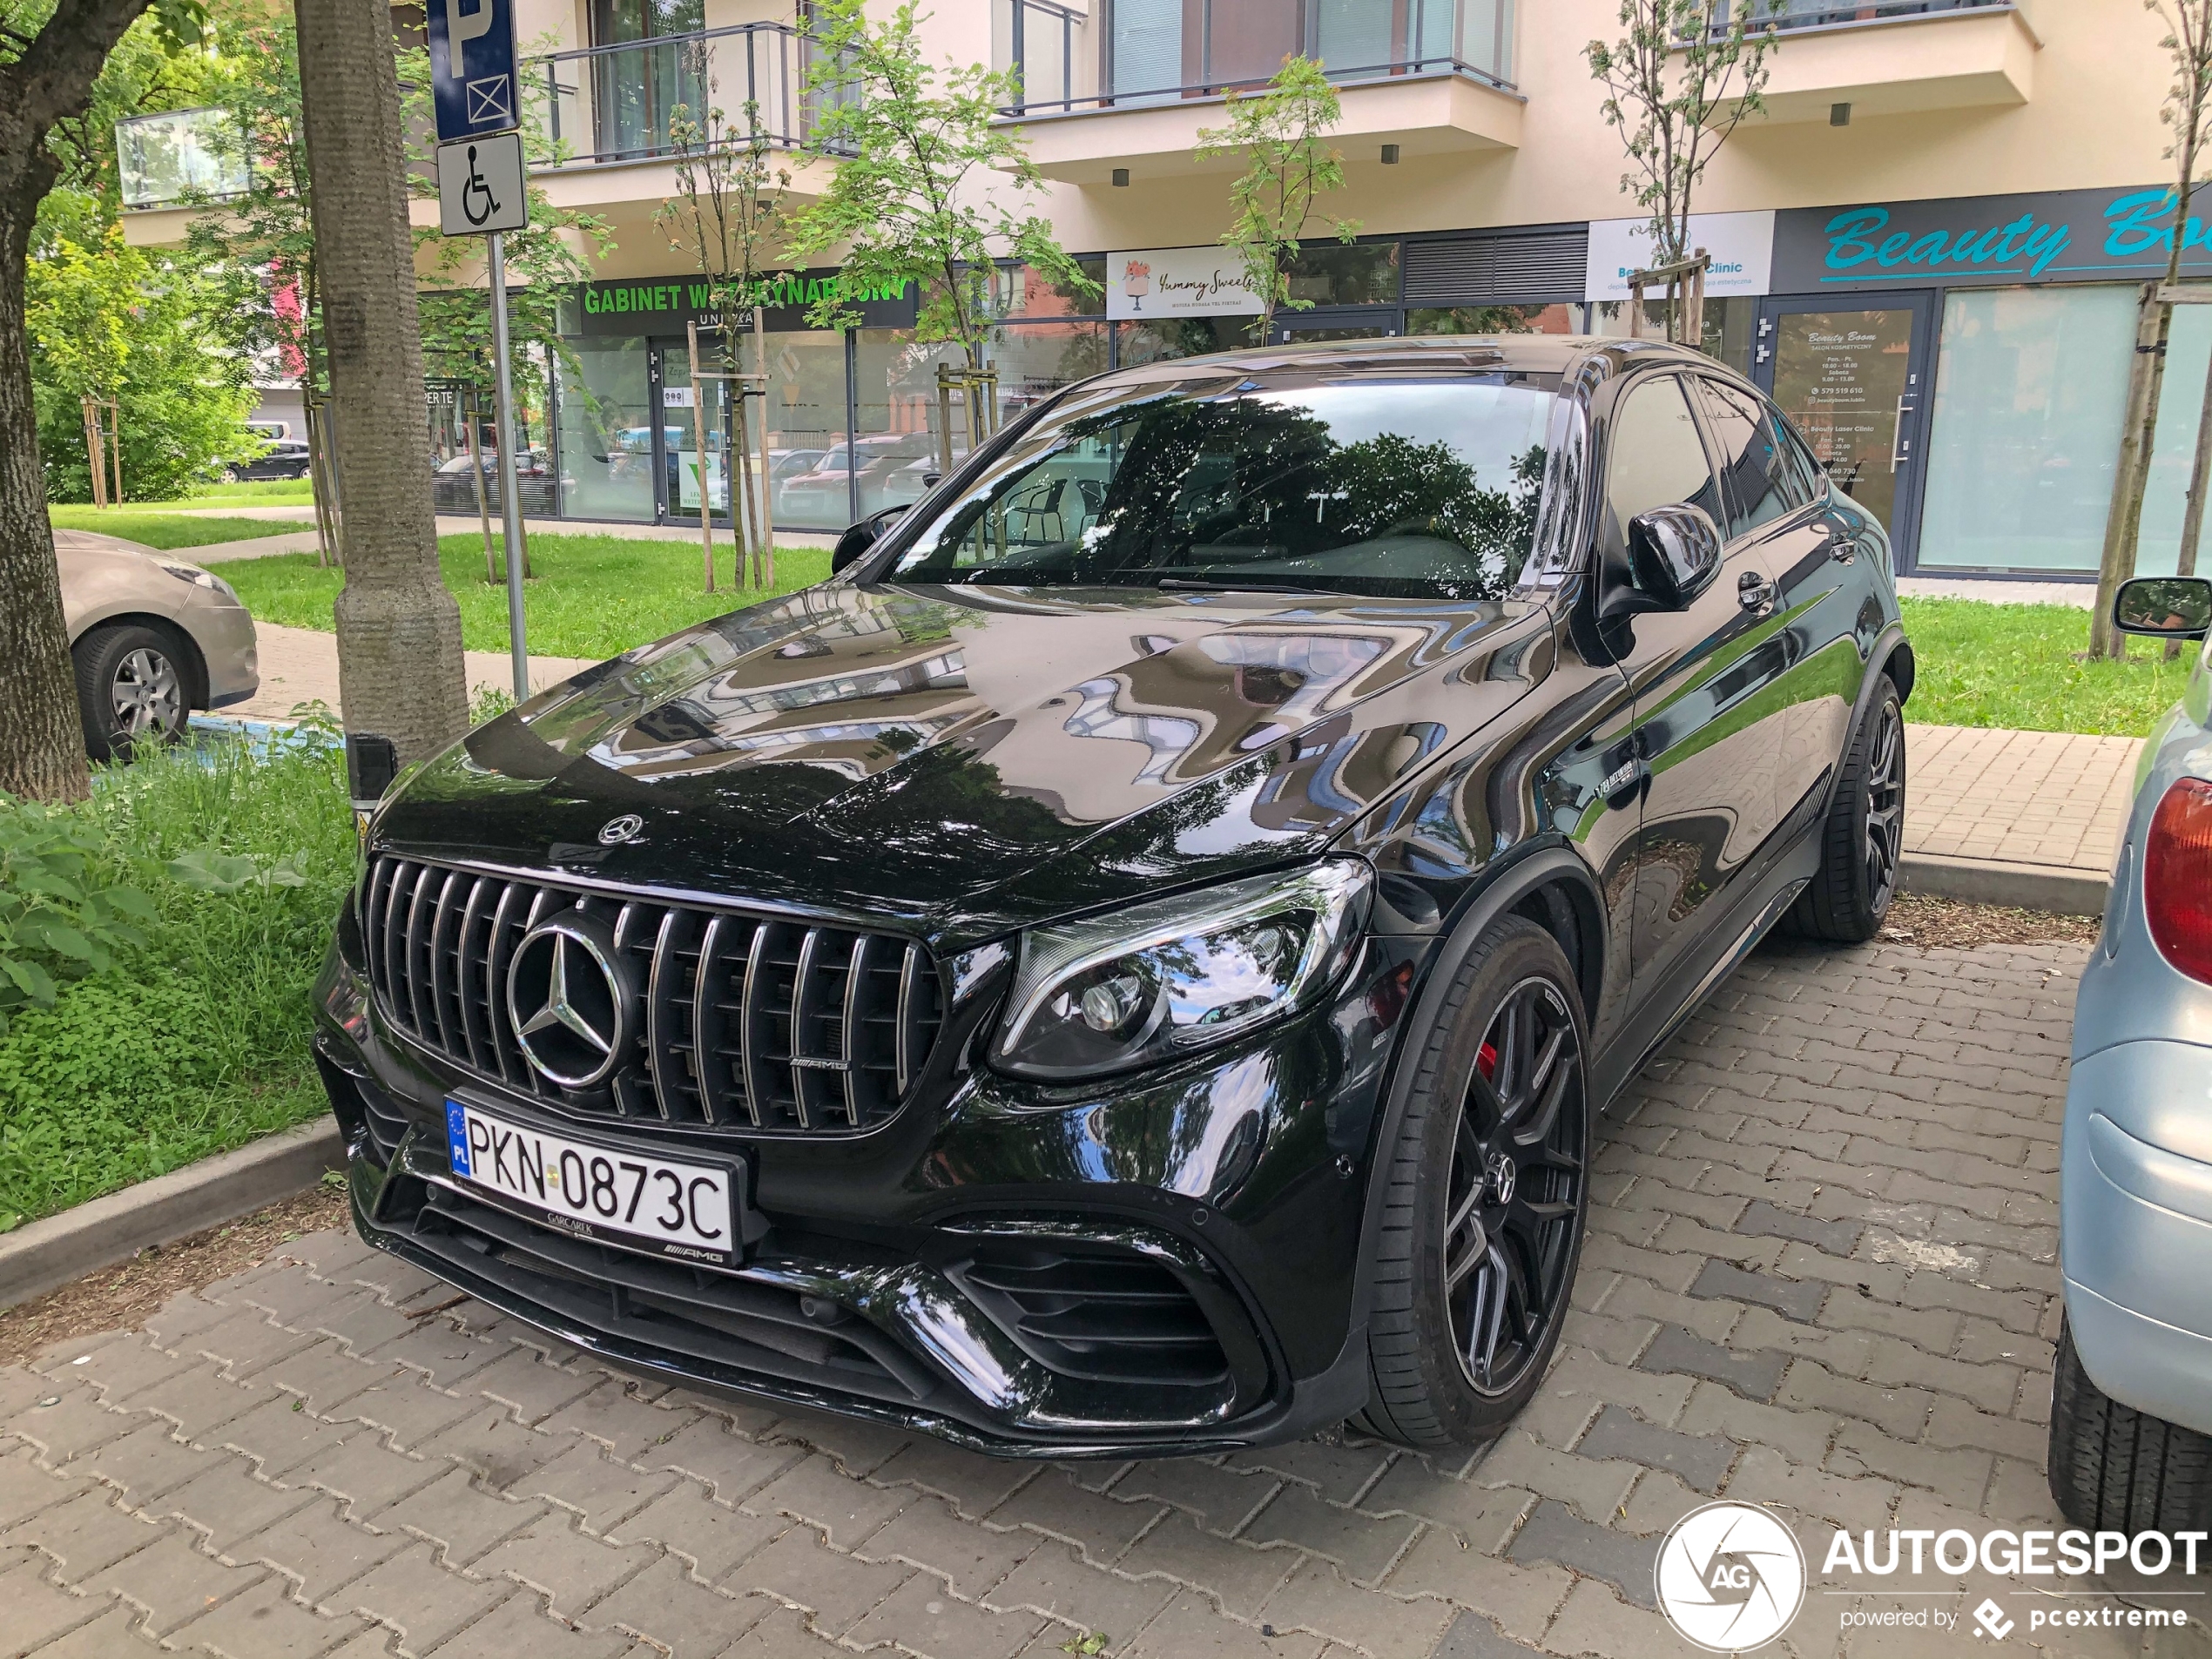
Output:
[
  {"xmin": 1863, "ymin": 702, "xmax": 1904, "ymax": 909},
  {"xmin": 1443, "ymin": 975, "xmax": 1586, "ymax": 1398},
  {"xmin": 111, "ymin": 647, "xmax": 181, "ymax": 738}
]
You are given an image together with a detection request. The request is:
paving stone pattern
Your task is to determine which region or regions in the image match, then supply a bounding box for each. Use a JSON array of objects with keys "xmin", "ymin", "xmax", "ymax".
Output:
[
  {"xmin": 1905, "ymin": 725, "xmax": 2141, "ymax": 875},
  {"xmin": 1, "ymin": 938, "xmax": 2200, "ymax": 1657}
]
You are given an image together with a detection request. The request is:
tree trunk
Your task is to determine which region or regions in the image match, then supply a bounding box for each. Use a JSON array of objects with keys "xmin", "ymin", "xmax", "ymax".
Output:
[
  {"xmin": 0, "ymin": 0, "xmax": 156, "ymax": 802},
  {"xmin": 2090, "ymin": 287, "xmax": 2169, "ymax": 659},
  {"xmin": 295, "ymin": 0, "xmax": 467, "ymax": 760},
  {"xmin": 0, "ymin": 182, "xmax": 90, "ymax": 802}
]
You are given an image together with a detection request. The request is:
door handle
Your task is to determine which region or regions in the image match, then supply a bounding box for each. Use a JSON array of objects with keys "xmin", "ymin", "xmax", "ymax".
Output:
[
  {"xmin": 1738, "ymin": 570, "xmax": 1776, "ymax": 613},
  {"xmin": 1892, "ymin": 395, "xmax": 1912, "ymax": 472}
]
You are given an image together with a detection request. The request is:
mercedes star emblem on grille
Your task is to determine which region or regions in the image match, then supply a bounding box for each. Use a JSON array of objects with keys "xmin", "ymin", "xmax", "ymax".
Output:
[
  {"xmin": 505, "ymin": 914, "xmax": 634, "ymax": 1088},
  {"xmin": 598, "ymin": 814, "xmax": 645, "ymax": 846}
]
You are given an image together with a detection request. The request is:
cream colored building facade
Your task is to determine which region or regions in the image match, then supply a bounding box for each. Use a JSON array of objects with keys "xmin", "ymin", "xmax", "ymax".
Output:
[{"xmin": 116, "ymin": 0, "xmax": 2212, "ymax": 576}]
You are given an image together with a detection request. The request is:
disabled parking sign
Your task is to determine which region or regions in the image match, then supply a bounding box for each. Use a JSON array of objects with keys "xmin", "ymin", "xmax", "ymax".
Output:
[{"xmin": 435, "ymin": 130, "xmax": 528, "ymax": 237}]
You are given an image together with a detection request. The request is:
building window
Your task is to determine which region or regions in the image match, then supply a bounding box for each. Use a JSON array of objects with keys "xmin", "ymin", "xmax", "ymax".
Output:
[
  {"xmin": 586, "ymin": 0, "xmax": 705, "ymax": 161},
  {"xmin": 1920, "ymin": 285, "xmax": 2212, "ymax": 576}
]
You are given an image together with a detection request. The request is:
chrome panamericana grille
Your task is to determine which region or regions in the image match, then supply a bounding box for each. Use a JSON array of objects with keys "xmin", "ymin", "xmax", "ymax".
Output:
[{"xmin": 360, "ymin": 857, "xmax": 941, "ymax": 1135}]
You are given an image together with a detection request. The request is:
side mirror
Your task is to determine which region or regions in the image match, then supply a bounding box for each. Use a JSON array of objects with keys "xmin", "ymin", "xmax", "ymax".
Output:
[
  {"xmin": 1624, "ymin": 503, "xmax": 1723, "ymax": 611},
  {"xmin": 830, "ymin": 503, "xmax": 910, "ymax": 576},
  {"xmin": 2114, "ymin": 575, "xmax": 2212, "ymax": 639}
]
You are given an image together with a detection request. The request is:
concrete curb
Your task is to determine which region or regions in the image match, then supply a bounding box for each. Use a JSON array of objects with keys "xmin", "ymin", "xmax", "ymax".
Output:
[
  {"xmin": 0, "ymin": 1117, "xmax": 345, "ymax": 1312},
  {"xmin": 1898, "ymin": 851, "xmax": 2108, "ymax": 917}
]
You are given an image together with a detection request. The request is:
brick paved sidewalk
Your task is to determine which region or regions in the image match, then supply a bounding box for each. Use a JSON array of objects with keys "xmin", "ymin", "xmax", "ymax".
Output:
[
  {"xmin": 4, "ymin": 937, "xmax": 2198, "ymax": 1659},
  {"xmin": 1905, "ymin": 725, "xmax": 2142, "ymax": 907}
]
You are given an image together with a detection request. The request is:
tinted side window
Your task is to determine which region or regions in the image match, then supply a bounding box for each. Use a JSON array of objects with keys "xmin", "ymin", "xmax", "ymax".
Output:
[
  {"xmin": 1697, "ymin": 379, "xmax": 1808, "ymax": 537},
  {"xmin": 1606, "ymin": 375, "xmax": 1722, "ymax": 547},
  {"xmin": 1775, "ymin": 419, "xmax": 1826, "ymax": 503}
]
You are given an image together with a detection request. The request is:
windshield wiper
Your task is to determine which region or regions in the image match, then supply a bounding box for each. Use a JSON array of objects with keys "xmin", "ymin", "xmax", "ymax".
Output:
[{"xmin": 1155, "ymin": 576, "xmax": 1332, "ymax": 594}]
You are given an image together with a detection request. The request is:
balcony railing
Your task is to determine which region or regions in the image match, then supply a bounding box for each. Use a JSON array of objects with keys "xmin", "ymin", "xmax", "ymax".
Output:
[
  {"xmin": 523, "ymin": 21, "xmax": 840, "ymax": 168},
  {"xmin": 116, "ymin": 106, "xmax": 248, "ymax": 210},
  {"xmin": 1712, "ymin": 0, "xmax": 2020, "ymax": 31},
  {"xmin": 994, "ymin": 0, "xmax": 1517, "ymax": 119}
]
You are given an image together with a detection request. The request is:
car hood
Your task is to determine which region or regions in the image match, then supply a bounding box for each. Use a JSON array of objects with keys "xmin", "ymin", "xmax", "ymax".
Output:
[{"xmin": 374, "ymin": 581, "xmax": 1553, "ymax": 946}]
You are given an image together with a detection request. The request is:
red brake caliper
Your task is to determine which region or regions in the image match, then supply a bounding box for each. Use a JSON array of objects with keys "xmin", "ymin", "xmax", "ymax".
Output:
[{"xmin": 1476, "ymin": 1041, "xmax": 1498, "ymax": 1082}]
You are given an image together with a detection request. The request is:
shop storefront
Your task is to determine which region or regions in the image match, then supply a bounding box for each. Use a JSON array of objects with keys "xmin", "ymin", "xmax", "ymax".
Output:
[
  {"xmin": 533, "ymin": 188, "xmax": 2212, "ymax": 572},
  {"xmin": 1763, "ymin": 185, "xmax": 2212, "ymax": 578}
]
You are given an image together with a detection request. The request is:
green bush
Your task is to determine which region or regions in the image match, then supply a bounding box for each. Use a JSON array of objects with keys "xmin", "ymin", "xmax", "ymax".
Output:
[{"xmin": 0, "ymin": 725, "xmax": 355, "ymax": 1230}]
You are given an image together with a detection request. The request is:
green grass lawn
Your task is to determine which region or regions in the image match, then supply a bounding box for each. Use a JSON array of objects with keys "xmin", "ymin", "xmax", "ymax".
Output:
[
  {"xmin": 0, "ymin": 731, "xmax": 351, "ymax": 1230},
  {"xmin": 222, "ymin": 532, "xmax": 833, "ymax": 660},
  {"xmin": 185, "ymin": 480, "xmax": 317, "ymax": 504},
  {"xmin": 1898, "ymin": 597, "xmax": 2192, "ymax": 736},
  {"xmin": 51, "ymin": 507, "xmax": 316, "ymax": 550},
  {"xmin": 64, "ymin": 480, "xmax": 320, "ymax": 510}
]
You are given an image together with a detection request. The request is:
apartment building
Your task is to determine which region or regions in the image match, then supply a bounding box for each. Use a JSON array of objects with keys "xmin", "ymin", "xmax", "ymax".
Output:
[{"xmin": 116, "ymin": 0, "xmax": 2210, "ymax": 578}]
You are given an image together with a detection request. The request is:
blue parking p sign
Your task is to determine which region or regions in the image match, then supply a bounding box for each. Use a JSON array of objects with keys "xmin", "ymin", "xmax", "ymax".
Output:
[{"xmin": 426, "ymin": 0, "xmax": 519, "ymax": 145}]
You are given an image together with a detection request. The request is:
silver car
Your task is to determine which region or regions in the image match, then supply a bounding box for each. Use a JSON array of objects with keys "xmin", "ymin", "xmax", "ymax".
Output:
[
  {"xmin": 56, "ymin": 535, "xmax": 260, "ymax": 759},
  {"xmin": 2053, "ymin": 574, "xmax": 2212, "ymax": 1529}
]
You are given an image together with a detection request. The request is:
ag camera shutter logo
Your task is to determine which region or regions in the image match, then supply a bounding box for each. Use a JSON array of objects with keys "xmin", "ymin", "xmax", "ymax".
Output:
[{"xmin": 1656, "ymin": 1501, "xmax": 1808, "ymax": 1651}]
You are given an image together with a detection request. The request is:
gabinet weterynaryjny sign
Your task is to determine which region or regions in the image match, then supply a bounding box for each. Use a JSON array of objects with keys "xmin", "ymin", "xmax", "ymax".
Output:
[{"xmin": 1108, "ymin": 247, "xmax": 1263, "ymax": 320}]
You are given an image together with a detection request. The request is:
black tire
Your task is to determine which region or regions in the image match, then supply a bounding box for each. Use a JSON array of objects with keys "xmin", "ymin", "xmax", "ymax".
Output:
[
  {"xmin": 2047, "ymin": 1317, "xmax": 2212, "ymax": 1530},
  {"xmin": 73, "ymin": 623, "xmax": 192, "ymax": 762},
  {"xmin": 1354, "ymin": 917, "xmax": 1592, "ymax": 1449},
  {"xmin": 1783, "ymin": 672, "xmax": 1904, "ymax": 943}
]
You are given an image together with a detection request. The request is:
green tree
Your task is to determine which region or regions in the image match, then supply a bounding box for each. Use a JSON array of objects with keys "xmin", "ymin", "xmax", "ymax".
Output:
[
  {"xmin": 788, "ymin": 0, "xmax": 1091, "ymax": 453},
  {"xmin": 397, "ymin": 30, "xmax": 610, "ymax": 464},
  {"xmin": 179, "ymin": 1, "xmax": 333, "ymax": 548},
  {"xmin": 1193, "ymin": 57, "xmax": 1359, "ymax": 343},
  {"xmin": 658, "ymin": 37, "xmax": 789, "ymax": 590},
  {"xmin": 2090, "ymin": 0, "xmax": 2212, "ymax": 659},
  {"xmin": 1584, "ymin": 0, "xmax": 1778, "ymax": 343},
  {"xmin": 1, "ymin": 0, "xmax": 207, "ymax": 803},
  {"xmin": 29, "ymin": 187, "xmax": 253, "ymax": 501}
]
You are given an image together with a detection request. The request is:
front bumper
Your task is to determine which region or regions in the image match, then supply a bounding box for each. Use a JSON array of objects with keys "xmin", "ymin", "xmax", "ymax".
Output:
[
  {"xmin": 313, "ymin": 918, "xmax": 1406, "ymax": 1455},
  {"xmin": 2060, "ymin": 1040, "xmax": 2212, "ymax": 1438},
  {"xmin": 182, "ymin": 595, "xmax": 260, "ymax": 708}
]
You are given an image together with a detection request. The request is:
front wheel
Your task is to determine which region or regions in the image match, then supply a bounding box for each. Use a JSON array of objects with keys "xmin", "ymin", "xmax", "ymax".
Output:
[
  {"xmin": 1784, "ymin": 673, "xmax": 1904, "ymax": 942},
  {"xmin": 1355, "ymin": 917, "xmax": 1592, "ymax": 1449},
  {"xmin": 74, "ymin": 624, "xmax": 192, "ymax": 762}
]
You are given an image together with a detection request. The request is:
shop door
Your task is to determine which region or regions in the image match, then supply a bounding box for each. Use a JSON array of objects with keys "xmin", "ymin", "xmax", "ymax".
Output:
[
  {"xmin": 1271, "ymin": 307, "xmax": 1399, "ymax": 345},
  {"xmin": 1752, "ymin": 293, "xmax": 1937, "ymax": 570},
  {"xmin": 653, "ymin": 344, "xmax": 735, "ymax": 526}
]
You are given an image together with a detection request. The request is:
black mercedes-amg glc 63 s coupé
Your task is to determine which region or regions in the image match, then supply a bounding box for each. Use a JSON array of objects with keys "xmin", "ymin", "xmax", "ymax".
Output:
[{"xmin": 314, "ymin": 335, "xmax": 1910, "ymax": 1457}]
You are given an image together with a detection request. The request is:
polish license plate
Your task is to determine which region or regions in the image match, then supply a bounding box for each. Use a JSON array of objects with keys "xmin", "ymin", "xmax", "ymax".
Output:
[{"xmin": 443, "ymin": 1100, "xmax": 739, "ymax": 1265}]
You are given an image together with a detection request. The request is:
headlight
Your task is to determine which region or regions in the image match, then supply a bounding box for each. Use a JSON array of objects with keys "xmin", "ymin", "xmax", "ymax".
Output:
[
  {"xmin": 993, "ymin": 860, "xmax": 1372, "ymax": 1081},
  {"xmin": 158, "ymin": 562, "xmax": 239, "ymax": 604}
]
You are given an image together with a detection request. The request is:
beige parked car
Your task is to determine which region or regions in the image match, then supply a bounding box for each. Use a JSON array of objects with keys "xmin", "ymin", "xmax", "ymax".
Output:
[{"xmin": 57, "ymin": 536, "xmax": 260, "ymax": 760}]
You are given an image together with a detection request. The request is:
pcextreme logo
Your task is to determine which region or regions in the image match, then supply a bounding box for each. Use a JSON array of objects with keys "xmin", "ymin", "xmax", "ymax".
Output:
[{"xmin": 1655, "ymin": 1502, "xmax": 1807, "ymax": 1652}]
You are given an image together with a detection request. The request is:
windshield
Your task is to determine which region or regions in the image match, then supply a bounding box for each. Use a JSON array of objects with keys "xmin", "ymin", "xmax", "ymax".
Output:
[{"xmin": 885, "ymin": 373, "xmax": 1558, "ymax": 600}]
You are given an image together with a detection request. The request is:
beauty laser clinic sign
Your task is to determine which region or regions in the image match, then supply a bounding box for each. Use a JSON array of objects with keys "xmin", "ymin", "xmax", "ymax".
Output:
[
  {"xmin": 1108, "ymin": 248, "xmax": 1262, "ymax": 320},
  {"xmin": 1584, "ymin": 211, "xmax": 1776, "ymax": 301}
]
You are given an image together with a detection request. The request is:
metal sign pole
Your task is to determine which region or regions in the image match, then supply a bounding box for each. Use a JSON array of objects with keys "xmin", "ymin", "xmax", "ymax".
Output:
[{"xmin": 488, "ymin": 230, "xmax": 529, "ymax": 703}]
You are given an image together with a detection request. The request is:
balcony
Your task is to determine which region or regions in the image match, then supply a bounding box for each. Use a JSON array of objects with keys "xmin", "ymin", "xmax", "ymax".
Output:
[
  {"xmin": 523, "ymin": 21, "xmax": 830, "ymax": 168},
  {"xmin": 994, "ymin": 0, "xmax": 1523, "ymax": 184},
  {"xmin": 1709, "ymin": 0, "xmax": 2040, "ymax": 125},
  {"xmin": 116, "ymin": 106, "xmax": 247, "ymax": 210}
]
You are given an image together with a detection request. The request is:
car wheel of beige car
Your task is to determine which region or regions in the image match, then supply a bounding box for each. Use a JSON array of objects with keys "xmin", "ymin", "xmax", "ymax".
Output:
[{"xmin": 75, "ymin": 623, "xmax": 190, "ymax": 761}]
